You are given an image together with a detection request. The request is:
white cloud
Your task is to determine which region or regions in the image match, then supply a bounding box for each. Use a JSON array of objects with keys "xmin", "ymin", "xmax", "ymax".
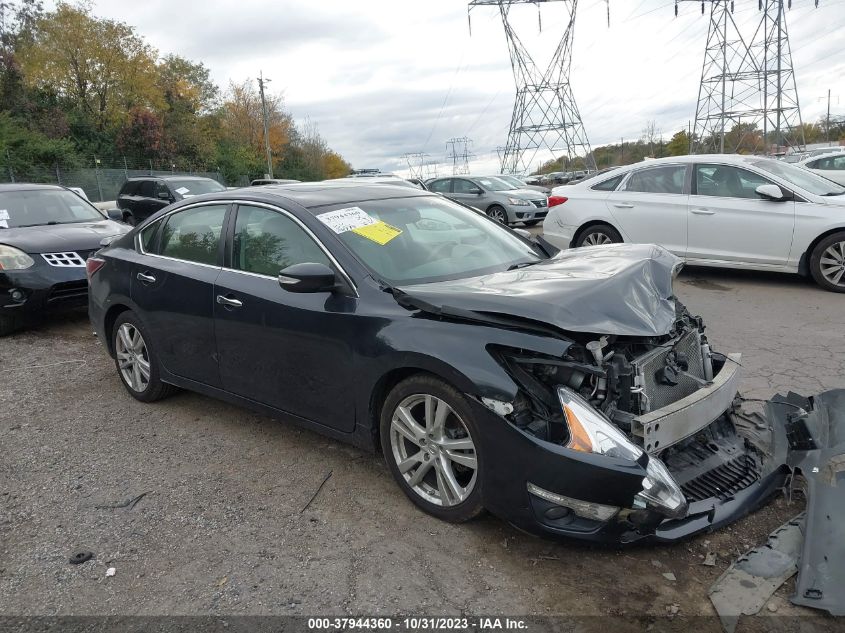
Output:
[{"xmin": 92, "ymin": 0, "xmax": 844, "ymax": 173}]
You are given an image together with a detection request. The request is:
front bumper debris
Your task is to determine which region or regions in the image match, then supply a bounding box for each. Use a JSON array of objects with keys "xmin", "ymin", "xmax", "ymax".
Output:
[{"xmin": 709, "ymin": 389, "xmax": 845, "ymax": 623}]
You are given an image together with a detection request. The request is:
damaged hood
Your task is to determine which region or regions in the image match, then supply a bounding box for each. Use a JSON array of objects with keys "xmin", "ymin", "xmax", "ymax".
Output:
[{"xmin": 398, "ymin": 243, "xmax": 682, "ymax": 337}]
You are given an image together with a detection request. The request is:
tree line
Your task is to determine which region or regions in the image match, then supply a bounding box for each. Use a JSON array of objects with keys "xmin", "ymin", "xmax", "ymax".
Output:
[
  {"xmin": 534, "ymin": 117, "xmax": 845, "ymax": 176},
  {"xmin": 0, "ymin": 1, "xmax": 352, "ymax": 183}
]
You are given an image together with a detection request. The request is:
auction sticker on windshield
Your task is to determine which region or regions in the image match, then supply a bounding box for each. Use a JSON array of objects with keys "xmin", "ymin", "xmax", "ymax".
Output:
[
  {"xmin": 353, "ymin": 221, "xmax": 402, "ymax": 245},
  {"xmin": 175, "ymin": 187, "xmax": 190, "ymax": 195},
  {"xmin": 318, "ymin": 207, "xmax": 377, "ymax": 234}
]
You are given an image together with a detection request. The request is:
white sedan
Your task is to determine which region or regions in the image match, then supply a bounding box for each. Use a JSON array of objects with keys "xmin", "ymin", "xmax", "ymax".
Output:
[
  {"xmin": 795, "ymin": 151, "xmax": 845, "ymax": 186},
  {"xmin": 542, "ymin": 154, "xmax": 845, "ymax": 292}
]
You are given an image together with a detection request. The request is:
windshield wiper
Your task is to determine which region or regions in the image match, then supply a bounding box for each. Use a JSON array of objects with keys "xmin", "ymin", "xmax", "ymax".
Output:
[{"xmin": 507, "ymin": 260, "xmax": 541, "ymax": 271}]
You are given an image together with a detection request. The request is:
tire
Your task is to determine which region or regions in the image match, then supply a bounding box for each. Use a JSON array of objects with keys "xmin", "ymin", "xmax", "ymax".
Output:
[
  {"xmin": 380, "ymin": 374, "xmax": 484, "ymax": 523},
  {"xmin": 486, "ymin": 205, "xmax": 508, "ymax": 225},
  {"xmin": 523, "ymin": 220, "xmax": 540, "ymax": 227},
  {"xmin": 809, "ymin": 231, "xmax": 845, "ymax": 292},
  {"xmin": 575, "ymin": 223, "xmax": 623, "ymax": 248},
  {"xmin": 0, "ymin": 314, "xmax": 23, "ymax": 337},
  {"xmin": 112, "ymin": 311, "xmax": 177, "ymax": 402}
]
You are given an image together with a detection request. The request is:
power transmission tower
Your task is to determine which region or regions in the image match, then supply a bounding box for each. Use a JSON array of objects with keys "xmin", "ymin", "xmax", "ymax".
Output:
[
  {"xmin": 446, "ymin": 137, "xmax": 474, "ymax": 175},
  {"xmin": 677, "ymin": 0, "xmax": 815, "ymax": 154},
  {"xmin": 402, "ymin": 152, "xmax": 430, "ymax": 179},
  {"xmin": 468, "ymin": 0, "xmax": 596, "ymax": 175}
]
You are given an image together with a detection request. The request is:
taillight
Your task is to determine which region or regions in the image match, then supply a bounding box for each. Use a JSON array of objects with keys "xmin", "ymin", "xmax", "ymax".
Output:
[
  {"xmin": 86, "ymin": 257, "xmax": 106, "ymax": 281},
  {"xmin": 548, "ymin": 195, "xmax": 568, "ymax": 208}
]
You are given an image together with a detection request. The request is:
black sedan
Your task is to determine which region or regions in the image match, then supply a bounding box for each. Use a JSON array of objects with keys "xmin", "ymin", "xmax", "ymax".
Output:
[
  {"xmin": 88, "ymin": 182, "xmax": 812, "ymax": 543},
  {"xmin": 0, "ymin": 184, "xmax": 129, "ymax": 336}
]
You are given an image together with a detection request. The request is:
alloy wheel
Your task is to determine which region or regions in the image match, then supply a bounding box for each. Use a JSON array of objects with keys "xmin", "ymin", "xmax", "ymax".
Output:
[
  {"xmin": 583, "ymin": 231, "xmax": 613, "ymax": 246},
  {"xmin": 115, "ymin": 323, "xmax": 151, "ymax": 392},
  {"xmin": 389, "ymin": 394, "xmax": 478, "ymax": 507},
  {"xmin": 819, "ymin": 241, "xmax": 845, "ymax": 287},
  {"xmin": 488, "ymin": 208, "xmax": 507, "ymax": 224}
]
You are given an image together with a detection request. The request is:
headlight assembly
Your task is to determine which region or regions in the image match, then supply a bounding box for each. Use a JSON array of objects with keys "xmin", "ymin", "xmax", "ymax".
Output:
[
  {"xmin": 0, "ymin": 245, "xmax": 35, "ymax": 271},
  {"xmin": 507, "ymin": 197, "xmax": 531, "ymax": 206}
]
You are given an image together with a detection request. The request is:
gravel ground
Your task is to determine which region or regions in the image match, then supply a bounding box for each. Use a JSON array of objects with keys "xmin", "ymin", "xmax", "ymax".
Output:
[{"xmin": 1, "ymin": 264, "xmax": 843, "ymax": 631}]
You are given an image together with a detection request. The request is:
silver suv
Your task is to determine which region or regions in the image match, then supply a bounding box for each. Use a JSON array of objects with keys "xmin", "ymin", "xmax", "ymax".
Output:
[{"xmin": 425, "ymin": 175, "xmax": 548, "ymax": 226}]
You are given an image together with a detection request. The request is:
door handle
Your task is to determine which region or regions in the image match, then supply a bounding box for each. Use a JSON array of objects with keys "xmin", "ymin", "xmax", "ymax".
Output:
[
  {"xmin": 613, "ymin": 203, "xmax": 634, "ymax": 209},
  {"xmin": 136, "ymin": 272, "xmax": 156, "ymax": 283},
  {"xmin": 691, "ymin": 208, "xmax": 716, "ymax": 215},
  {"xmin": 216, "ymin": 295, "xmax": 243, "ymax": 308}
]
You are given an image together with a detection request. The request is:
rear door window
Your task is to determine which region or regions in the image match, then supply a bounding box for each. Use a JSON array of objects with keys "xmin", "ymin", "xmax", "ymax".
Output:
[
  {"xmin": 591, "ymin": 174, "xmax": 625, "ymax": 191},
  {"xmin": 158, "ymin": 204, "xmax": 228, "ymax": 265},
  {"xmin": 622, "ymin": 165, "xmax": 686, "ymax": 194},
  {"xmin": 138, "ymin": 180, "xmax": 156, "ymax": 198},
  {"xmin": 427, "ymin": 179, "xmax": 451, "ymax": 193}
]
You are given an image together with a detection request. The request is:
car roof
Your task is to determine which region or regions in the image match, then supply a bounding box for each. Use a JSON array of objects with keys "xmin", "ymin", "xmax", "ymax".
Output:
[
  {"xmin": 0, "ymin": 183, "xmax": 67, "ymax": 192},
  {"xmin": 185, "ymin": 181, "xmax": 433, "ymax": 211},
  {"xmin": 799, "ymin": 151, "xmax": 844, "ymax": 162},
  {"xmin": 126, "ymin": 175, "xmax": 216, "ymax": 182}
]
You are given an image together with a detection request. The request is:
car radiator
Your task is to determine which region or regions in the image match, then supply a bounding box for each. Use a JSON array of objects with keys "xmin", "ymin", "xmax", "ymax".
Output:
[{"xmin": 632, "ymin": 329, "xmax": 710, "ymax": 414}]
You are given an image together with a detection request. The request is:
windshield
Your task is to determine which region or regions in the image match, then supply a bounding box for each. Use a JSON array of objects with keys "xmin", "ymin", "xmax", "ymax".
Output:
[
  {"xmin": 751, "ymin": 159, "xmax": 845, "ymax": 196},
  {"xmin": 170, "ymin": 179, "xmax": 226, "ymax": 197},
  {"xmin": 318, "ymin": 196, "xmax": 543, "ymax": 285},
  {"xmin": 0, "ymin": 189, "xmax": 105, "ymax": 228},
  {"xmin": 475, "ymin": 177, "xmax": 515, "ymax": 192},
  {"xmin": 496, "ymin": 175, "xmax": 525, "ymax": 189}
]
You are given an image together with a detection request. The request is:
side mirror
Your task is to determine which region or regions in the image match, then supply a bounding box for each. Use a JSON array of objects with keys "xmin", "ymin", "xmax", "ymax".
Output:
[
  {"xmin": 106, "ymin": 209, "xmax": 123, "ymax": 221},
  {"xmin": 470, "ymin": 188, "xmax": 483, "ymax": 195},
  {"xmin": 278, "ymin": 262, "xmax": 337, "ymax": 293},
  {"xmin": 756, "ymin": 184, "xmax": 787, "ymax": 201},
  {"xmin": 158, "ymin": 190, "xmax": 172, "ymax": 200},
  {"xmin": 513, "ymin": 228, "xmax": 532, "ymax": 239}
]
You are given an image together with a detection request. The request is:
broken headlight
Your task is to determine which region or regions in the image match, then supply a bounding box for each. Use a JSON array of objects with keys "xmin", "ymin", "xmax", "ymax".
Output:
[
  {"xmin": 558, "ymin": 387, "xmax": 688, "ymax": 519},
  {"xmin": 558, "ymin": 387, "xmax": 643, "ymax": 461},
  {"xmin": 635, "ymin": 458, "xmax": 688, "ymax": 519}
]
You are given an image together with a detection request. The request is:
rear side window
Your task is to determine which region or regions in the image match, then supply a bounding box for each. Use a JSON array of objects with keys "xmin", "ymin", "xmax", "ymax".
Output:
[
  {"xmin": 139, "ymin": 221, "xmax": 160, "ymax": 252},
  {"xmin": 427, "ymin": 179, "xmax": 451, "ymax": 193},
  {"xmin": 158, "ymin": 204, "xmax": 228, "ymax": 265},
  {"xmin": 120, "ymin": 181, "xmax": 139, "ymax": 196},
  {"xmin": 591, "ymin": 174, "xmax": 624, "ymax": 191},
  {"xmin": 623, "ymin": 165, "xmax": 686, "ymax": 195},
  {"xmin": 138, "ymin": 180, "xmax": 156, "ymax": 197}
]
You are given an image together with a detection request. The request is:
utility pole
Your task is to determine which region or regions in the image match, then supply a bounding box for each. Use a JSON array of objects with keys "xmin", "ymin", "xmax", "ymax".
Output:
[
  {"xmin": 827, "ymin": 89, "xmax": 832, "ymax": 143},
  {"xmin": 258, "ymin": 71, "xmax": 274, "ymax": 179}
]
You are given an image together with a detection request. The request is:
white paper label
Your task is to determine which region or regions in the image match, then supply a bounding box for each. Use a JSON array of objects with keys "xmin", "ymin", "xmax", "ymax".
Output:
[
  {"xmin": 0, "ymin": 210, "xmax": 8, "ymax": 221},
  {"xmin": 175, "ymin": 187, "xmax": 190, "ymax": 195},
  {"xmin": 317, "ymin": 207, "xmax": 377, "ymax": 234},
  {"xmin": 0, "ymin": 219, "xmax": 8, "ymax": 228}
]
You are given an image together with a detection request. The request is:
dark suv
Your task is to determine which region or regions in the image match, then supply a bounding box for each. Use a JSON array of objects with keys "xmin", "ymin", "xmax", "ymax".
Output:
[{"xmin": 116, "ymin": 176, "xmax": 226, "ymax": 225}]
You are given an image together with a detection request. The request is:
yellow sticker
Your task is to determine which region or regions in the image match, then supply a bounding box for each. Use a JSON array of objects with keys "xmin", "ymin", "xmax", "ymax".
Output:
[{"xmin": 352, "ymin": 221, "xmax": 402, "ymax": 245}]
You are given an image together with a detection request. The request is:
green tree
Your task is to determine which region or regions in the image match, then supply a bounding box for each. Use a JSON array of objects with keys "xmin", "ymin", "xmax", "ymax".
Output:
[{"xmin": 666, "ymin": 129, "xmax": 691, "ymax": 156}]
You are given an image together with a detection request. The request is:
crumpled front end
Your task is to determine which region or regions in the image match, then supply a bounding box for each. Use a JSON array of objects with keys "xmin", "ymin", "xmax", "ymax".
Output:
[{"xmin": 476, "ymin": 305, "xmax": 831, "ymax": 544}]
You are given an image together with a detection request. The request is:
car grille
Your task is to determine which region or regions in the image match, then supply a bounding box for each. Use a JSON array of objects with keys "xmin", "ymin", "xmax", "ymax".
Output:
[
  {"xmin": 532, "ymin": 199, "xmax": 547, "ymax": 208},
  {"xmin": 633, "ymin": 329, "xmax": 707, "ymax": 413},
  {"xmin": 47, "ymin": 280, "xmax": 88, "ymax": 303},
  {"xmin": 681, "ymin": 454, "xmax": 761, "ymax": 502},
  {"xmin": 42, "ymin": 252, "xmax": 86, "ymax": 267}
]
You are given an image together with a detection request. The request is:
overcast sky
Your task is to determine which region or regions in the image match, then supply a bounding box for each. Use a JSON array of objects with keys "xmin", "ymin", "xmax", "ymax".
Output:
[{"xmin": 88, "ymin": 0, "xmax": 845, "ymax": 175}]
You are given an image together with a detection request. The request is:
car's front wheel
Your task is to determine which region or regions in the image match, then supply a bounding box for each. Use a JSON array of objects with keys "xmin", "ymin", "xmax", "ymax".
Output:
[
  {"xmin": 112, "ymin": 311, "xmax": 176, "ymax": 402},
  {"xmin": 575, "ymin": 223, "xmax": 622, "ymax": 247},
  {"xmin": 486, "ymin": 205, "xmax": 508, "ymax": 225},
  {"xmin": 810, "ymin": 231, "xmax": 845, "ymax": 293},
  {"xmin": 381, "ymin": 375, "xmax": 484, "ymax": 523}
]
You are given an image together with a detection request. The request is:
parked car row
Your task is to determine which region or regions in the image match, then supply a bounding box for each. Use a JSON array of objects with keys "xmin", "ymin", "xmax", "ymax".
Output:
[{"xmin": 542, "ymin": 154, "xmax": 845, "ymax": 292}]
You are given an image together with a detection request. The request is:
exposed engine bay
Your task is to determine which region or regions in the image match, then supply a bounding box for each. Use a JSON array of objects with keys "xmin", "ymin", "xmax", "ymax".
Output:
[{"xmin": 494, "ymin": 303, "xmax": 767, "ymax": 503}]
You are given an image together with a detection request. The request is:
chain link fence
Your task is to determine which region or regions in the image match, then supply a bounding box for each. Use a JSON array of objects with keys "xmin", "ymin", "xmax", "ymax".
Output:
[{"xmin": 0, "ymin": 156, "xmax": 227, "ymax": 203}]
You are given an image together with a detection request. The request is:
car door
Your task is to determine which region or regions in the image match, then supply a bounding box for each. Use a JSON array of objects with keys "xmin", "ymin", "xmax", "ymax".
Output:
[
  {"xmin": 213, "ymin": 202, "xmax": 356, "ymax": 432},
  {"xmin": 687, "ymin": 163, "xmax": 795, "ymax": 266},
  {"xmin": 605, "ymin": 164, "xmax": 690, "ymax": 256},
  {"xmin": 131, "ymin": 202, "xmax": 229, "ymax": 387},
  {"xmin": 450, "ymin": 178, "xmax": 486, "ymax": 210}
]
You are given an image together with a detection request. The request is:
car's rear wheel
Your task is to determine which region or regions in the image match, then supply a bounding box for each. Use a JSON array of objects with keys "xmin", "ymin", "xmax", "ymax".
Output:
[
  {"xmin": 486, "ymin": 205, "xmax": 508, "ymax": 225},
  {"xmin": 575, "ymin": 223, "xmax": 622, "ymax": 247},
  {"xmin": 112, "ymin": 312, "xmax": 176, "ymax": 402},
  {"xmin": 810, "ymin": 231, "xmax": 845, "ymax": 292},
  {"xmin": 381, "ymin": 375, "xmax": 484, "ymax": 523}
]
